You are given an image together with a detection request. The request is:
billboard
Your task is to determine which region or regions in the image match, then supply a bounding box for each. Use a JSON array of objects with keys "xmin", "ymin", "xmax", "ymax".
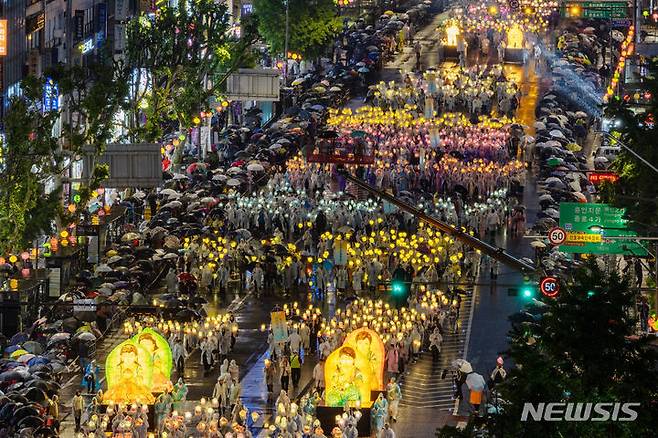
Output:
[
  {"xmin": 225, "ymin": 68, "xmax": 280, "ymax": 101},
  {"xmin": 80, "ymin": 143, "xmax": 163, "ymax": 188}
]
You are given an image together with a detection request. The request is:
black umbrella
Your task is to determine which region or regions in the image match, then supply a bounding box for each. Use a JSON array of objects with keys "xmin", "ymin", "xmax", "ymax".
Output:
[
  {"xmin": 175, "ymin": 309, "xmax": 199, "ymax": 322},
  {"xmin": 61, "ymin": 317, "xmax": 78, "ymax": 333},
  {"xmin": 13, "ymin": 405, "xmax": 41, "ymax": 422},
  {"xmin": 6, "ymin": 393, "xmax": 29, "ymax": 404},
  {"xmin": 0, "ymin": 402, "xmax": 17, "ymax": 423},
  {"xmin": 33, "ymin": 426, "xmax": 58, "ymax": 437},
  {"xmin": 27, "ymin": 364, "xmax": 52, "ymax": 375},
  {"xmin": 0, "ymin": 371, "xmax": 25, "ymax": 382},
  {"xmin": 318, "ymin": 130, "xmax": 339, "ymax": 139},
  {"xmin": 16, "ymin": 415, "xmax": 44, "ymax": 429},
  {"xmin": 190, "ymin": 296, "xmax": 208, "ymax": 305},
  {"xmin": 22, "ymin": 387, "xmax": 48, "ymax": 404}
]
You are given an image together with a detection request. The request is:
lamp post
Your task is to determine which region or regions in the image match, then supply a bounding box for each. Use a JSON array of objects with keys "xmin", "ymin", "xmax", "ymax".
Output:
[{"xmin": 284, "ymin": 0, "xmax": 290, "ymax": 81}]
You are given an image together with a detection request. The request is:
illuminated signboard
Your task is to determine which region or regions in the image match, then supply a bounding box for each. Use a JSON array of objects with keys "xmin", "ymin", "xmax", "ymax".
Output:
[
  {"xmin": 42, "ymin": 78, "xmax": 59, "ymax": 113},
  {"xmin": 0, "ymin": 20, "xmax": 7, "ymax": 56},
  {"xmin": 79, "ymin": 37, "xmax": 95, "ymax": 54},
  {"xmin": 588, "ymin": 171, "xmax": 619, "ymax": 184}
]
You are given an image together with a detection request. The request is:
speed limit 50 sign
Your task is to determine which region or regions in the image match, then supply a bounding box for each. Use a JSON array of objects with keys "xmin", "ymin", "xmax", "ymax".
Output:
[
  {"xmin": 540, "ymin": 276, "xmax": 560, "ymax": 298},
  {"xmin": 548, "ymin": 227, "xmax": 567, "ymax": 245}
]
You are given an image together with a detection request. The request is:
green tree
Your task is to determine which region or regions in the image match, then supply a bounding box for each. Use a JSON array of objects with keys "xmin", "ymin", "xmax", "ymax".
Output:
[
  {"xmin": 0, "ymin": 54, "xmax": 127, "ymax": 255},
  {"xmin": 124, "ymin": 0, "xmax": 259, "ymax": 143},
  {"xmin": 488, "ymin": 260, "xmax": 658, "ymax": 437},
  {"xmin": 50, "ymin": 53, "xmax": 129, "ymax": 213},
  {"xmin": 603, "ymin": 61, "xmax": 658, "ymax": 232},
  {"xmin": 0, "ymin": 80, "xmax": 62, "ymax": 254},
  {"xmin": 253, "ymin": 0, "xmax": 340, "ymax": 59}
]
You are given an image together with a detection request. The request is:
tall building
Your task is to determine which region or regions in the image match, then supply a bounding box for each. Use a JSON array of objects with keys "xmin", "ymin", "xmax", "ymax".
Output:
[{"xmin": 1, "ymin": 0, "xmax": 27, "ymax": 121}]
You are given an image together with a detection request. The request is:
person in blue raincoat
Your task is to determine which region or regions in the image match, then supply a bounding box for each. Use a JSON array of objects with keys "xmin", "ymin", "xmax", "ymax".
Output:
[
  {"xmin": 371, "ymin": 392, "xmax": 389, "ymax": 434},
  {"xmin": 82, "ymin": 360, "xmax": 100, "ymax": 393},
  {"xmin": 154, "ymin": 390, "xmax": 173, "ymax": 433}
]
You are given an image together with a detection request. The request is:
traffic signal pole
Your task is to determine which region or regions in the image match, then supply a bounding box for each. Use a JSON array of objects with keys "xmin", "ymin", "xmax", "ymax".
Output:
[{"xmin": 338, "ymin": 169, "xmax": 536, "ymax": 273}]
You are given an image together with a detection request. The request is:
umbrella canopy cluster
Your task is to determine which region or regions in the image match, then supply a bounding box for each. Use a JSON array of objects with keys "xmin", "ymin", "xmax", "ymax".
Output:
[
  {"xmin": 0, "ymin": 323, "xmax": 70, "ymax": 436},
  {"xmin": 529, "ymin": 22, "xmax": 607, "ymax": 273}
]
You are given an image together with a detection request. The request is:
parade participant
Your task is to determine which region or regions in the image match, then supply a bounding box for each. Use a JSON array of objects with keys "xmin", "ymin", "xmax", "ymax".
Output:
[
  {"xmin": 313, "ymin": 358, "xmax": 325, "ymax": 392},
  {"xmin": 172, "ymin": 378, "xmax": 188, "ymax": 411},
  {"xmin": 291, "ymin": 350, "xmax": 302, "ymax": 387},
  {"xmin": 371, "ymin": 393, "xmax": 389, "ymax": 433},
  {"xmin": 386, "ymin": 377, "xmax": 402, "ymax": 422},
  {"xmin": 429, "ymin": 327, "xmax": 443, "ymax": 362}
]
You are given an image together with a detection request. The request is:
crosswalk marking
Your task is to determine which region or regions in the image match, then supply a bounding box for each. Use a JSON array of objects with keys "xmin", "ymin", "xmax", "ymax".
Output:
[{"xmin": 398, "ymin": 291, "xmax": 475, "ymax": 409}]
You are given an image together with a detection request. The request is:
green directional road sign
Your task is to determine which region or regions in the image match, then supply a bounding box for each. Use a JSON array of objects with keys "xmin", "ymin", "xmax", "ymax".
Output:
[
  {"xmin": 562, "ymin": 2, "xmax": 628, "ymax": 19},
  {"xmin": 558, "ymin": 202, "xmax": 648, "ymax": 255}
]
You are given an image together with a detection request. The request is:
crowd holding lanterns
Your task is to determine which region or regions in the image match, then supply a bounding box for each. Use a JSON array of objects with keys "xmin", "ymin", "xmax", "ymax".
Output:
[
  {"xmin": 364, "ymin": 64, "xmax": 522, "ymax": 119},
  {"xmin": 454, "ymin": 0, "xmax": 558, "ymax": 35},
  {"xmin": 254, "ymin": 284, "xmax": 463, "ymax": 437},
  {"xmin": 0, "ymin": 0, "xmax": 563, "ymax": 435}
]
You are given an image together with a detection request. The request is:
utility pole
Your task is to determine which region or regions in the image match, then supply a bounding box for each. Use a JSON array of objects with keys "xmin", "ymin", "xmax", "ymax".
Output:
[{"xmin": 284, "ymin": 0, "xmax": 290, "ymax": 81}]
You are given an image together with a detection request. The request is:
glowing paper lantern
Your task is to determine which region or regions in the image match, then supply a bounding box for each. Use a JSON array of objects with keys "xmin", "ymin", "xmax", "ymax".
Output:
[
  {"xmin": 104, "ymin": 339, "xmax": 155, "ymax": 404},
  {"xmin": 342, "ymin": 327, "xmax": 386, "ymax": 390},
  {"xmin": 131, "ymin": 328, "xmax": 173, "ymax": 392},
  {"xmin": 324, "ymin": 345, "xmax": 372, "ymax": 407},
  {"xmin": 445, "ymin": 23, "xmax": 460, "ymax": 46},
  {"xmin": 507, "ymin": 25, "xmax": 524, "ymax": 49}
]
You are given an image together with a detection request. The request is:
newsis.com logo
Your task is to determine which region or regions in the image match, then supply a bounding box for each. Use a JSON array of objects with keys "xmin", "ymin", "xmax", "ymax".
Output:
[{"xmin": 521, "ymin": 403, "xmax": 640, "ymax": 422}]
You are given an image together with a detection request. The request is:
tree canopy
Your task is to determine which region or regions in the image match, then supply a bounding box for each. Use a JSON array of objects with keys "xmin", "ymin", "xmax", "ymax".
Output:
[
  {"xmin": 603, "ymin": 61, "xmax": 658, "ymax": 232},
  {"xmin": 490, "ymin": 260, "xmax": 658, "ymax": 437},
  {"xmin": 253, "ymin": 0, "xmax": 341, "ymax": 59},
  {"xmin": 124, "ymin": 0, "xmax": 259, "ymax": 143},
  {"xmin": 0, "ymin": 51, "xmax": 127, "ymax": 254}
]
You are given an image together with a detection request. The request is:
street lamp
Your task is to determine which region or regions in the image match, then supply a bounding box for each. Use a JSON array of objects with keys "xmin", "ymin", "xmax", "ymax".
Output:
[{"xmin": 284, "ymin": 0, "xmax": 290, "ymax": 81}]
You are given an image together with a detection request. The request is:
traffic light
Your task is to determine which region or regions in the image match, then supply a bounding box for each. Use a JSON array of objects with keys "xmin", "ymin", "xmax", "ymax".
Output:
[
  {"xmin": 587, "ymin": 290, "xmax": 596, "ymax": 298},
  {"xmin": 391, "ymin": 266, "xmax": 411, "ymax": 306},
  {"xmin": 391, "ymin": 280, "xmax": 406, "ymax": 296},
  {"xmin": 522, "ymin": 285, "xmax": 534, "ymax": 298}
]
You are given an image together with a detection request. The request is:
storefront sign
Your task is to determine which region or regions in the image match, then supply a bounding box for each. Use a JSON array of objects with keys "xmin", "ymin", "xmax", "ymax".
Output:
[
  {"xmin": 74, "ymin": 10, "xmax": 84, "ymax": 40},
  {"xmin": 76, "ymin": 224, "xmax": 100, "ymax": 236},
  {"xmin": 588, "ymin": 171, "xmax": 619, "ymax": 184},
  {"xmin": 96, "ymin": 3, "xmax": 107, "ymax": 36},
  {"xmin": 26, "ymin": 12, "xmax": 45, "ymax": 34},
  {"xmin": 0, "ymin": 20, "xmax": 7, "ymax": 56},
  {"xmin": 42, "ymin": 78, "xmax": 59, "ymax": 113},
  {"xmin": 73, "ymin": 298, "xmax": 97, "ymax": 312},
  {"xmin": 79, "ymin": 37, "xmax": 95, "ymax": 54}
]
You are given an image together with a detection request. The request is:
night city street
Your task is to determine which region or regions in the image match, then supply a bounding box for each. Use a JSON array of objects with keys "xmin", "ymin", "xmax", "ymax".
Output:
[{"xmin": 0, "ymin": 0, "xmax": 657, "ymax": 437}]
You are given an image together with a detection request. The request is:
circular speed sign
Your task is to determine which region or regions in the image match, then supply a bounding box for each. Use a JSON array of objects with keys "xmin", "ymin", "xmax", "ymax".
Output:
[
  {"xmin": 547, "ymin": 227, "xmax": 567, "ymax": 245},
  {"xmin": 540, "ymin": 276, "xmax": 560, "ymax": 298}
]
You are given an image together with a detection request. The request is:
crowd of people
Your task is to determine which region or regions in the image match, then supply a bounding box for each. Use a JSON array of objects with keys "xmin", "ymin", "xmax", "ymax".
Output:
[
  {"xmin": 257, "ymin": 286, "xmax": 464, "ymax": 437},
  {"xmin": 366, "ymin": 64, "xmax": 522, "ymax": 119}
]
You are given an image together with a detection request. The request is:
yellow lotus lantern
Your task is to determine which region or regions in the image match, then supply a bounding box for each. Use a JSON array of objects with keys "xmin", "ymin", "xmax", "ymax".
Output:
[
  {"xmin": 507, "ymin": 24, "xmax": 524, "ymax": 49},
  {"xmin": 444, "ymin": 22, "xmax": 460, "ymax": 46}
]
